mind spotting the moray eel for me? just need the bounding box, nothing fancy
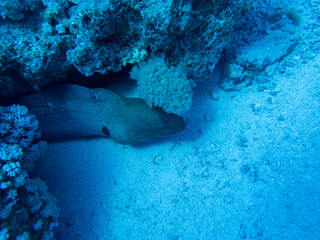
[15,84,186,145]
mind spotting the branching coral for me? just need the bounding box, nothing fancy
[0,105,59,240]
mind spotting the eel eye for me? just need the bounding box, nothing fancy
[102,126,110,137]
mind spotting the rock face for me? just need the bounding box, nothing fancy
[0,0,250,98]
[221,1,301,91]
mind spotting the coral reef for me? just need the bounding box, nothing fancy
[0,105,59,240]
[0,0,250,98]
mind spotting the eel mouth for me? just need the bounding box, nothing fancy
[129,120,186,145]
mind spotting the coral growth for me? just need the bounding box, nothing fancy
[130,57,193,115]
[0,105,59,240]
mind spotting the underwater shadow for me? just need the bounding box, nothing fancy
[176,62,224,143]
